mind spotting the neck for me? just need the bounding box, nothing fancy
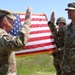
[0,25,8,32]
[3,27,8,32]
[71,19,75,25]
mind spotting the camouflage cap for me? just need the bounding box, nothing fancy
[65,2,75,10]
[0,9,16,20]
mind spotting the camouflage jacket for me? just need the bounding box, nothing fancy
[48,21,66,49]
[62,23,75,72]
[48,21,66,61]
[0,21,30,75]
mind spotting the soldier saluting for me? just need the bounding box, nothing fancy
[0,7,32,75]
[48,12,66,75]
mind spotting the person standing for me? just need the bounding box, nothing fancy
[61,2,75,75]
[0,7,32,75]
[48,12,66,75]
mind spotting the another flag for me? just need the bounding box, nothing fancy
[9,13,56,56]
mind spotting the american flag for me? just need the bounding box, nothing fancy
[9,13,56,56]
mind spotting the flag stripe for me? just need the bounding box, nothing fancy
[29,33,52,38]
[25,39,54,46]
[21,18,47,22]
[30,24,48,28]
[28,36,54,42]
[30,30,51,34]
[30,27,51,32]
[20,14,46,18]
[24,42,55,49]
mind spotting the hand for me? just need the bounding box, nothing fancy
[25,7,32,25]
[25,7,32,20]
[54,47,58,53]
[50,12,55,23]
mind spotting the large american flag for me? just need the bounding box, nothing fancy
[9,13,56,56]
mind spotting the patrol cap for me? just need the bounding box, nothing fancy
[65,2,75,10]
[0,9,16,20]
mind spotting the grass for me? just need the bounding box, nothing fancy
[16,54,56,75]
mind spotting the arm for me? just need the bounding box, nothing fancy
[48,12,57,37]
[55,28,65,48]
[48,12,58,54]
[0,7,32,52]
[48,21,57,36]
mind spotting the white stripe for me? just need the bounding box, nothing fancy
[15,44,56,53]
[21,21,47,25]
[21,22,24,25]
[30,27,50,32]
[20,15,46,19]
[32,15,46,19]
[31,21,47,24]
[29,33,52,38]
[26,39,54,46]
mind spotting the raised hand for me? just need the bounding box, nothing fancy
[50,12,55,23]
[25,7,32,25]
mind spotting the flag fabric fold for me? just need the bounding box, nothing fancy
[9,13,56,56]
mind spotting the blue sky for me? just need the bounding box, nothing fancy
[0,0,75,23]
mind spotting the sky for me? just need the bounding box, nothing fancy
[0,0,75,23]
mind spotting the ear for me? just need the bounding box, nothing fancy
[2,18,8,24]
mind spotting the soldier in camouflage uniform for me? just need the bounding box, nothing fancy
[61,2,75,75]
[48,12,66,75]
[0,7,32,75]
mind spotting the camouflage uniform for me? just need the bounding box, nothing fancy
[60,2,75,75]
[0,8,31,75]
[48,21,66,75]
[49,22,75,75]
[61,23,75,75]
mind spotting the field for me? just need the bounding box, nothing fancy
[16,54,56,75]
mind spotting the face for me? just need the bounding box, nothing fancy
[3,17,14,32]
[67,10,75,19]
[58,22,65,28]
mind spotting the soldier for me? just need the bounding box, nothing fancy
[48,12,66,75]
[61,2,75,75]
[0,7,32,75]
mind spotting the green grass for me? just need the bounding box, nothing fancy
[16,54,56,75]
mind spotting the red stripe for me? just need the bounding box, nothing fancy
[24,42,55,49]
[20,18,25,21]
[28,36,53,42]
[32,18,46,21]
[30,30,51,34]
[32,14,45,16]
[21,18,47,22]
[30,24,48,28]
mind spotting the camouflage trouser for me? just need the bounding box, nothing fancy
[53,57,62,75]
[61,62,75,75]
[61,71,75,75]
[52,50,63,75]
